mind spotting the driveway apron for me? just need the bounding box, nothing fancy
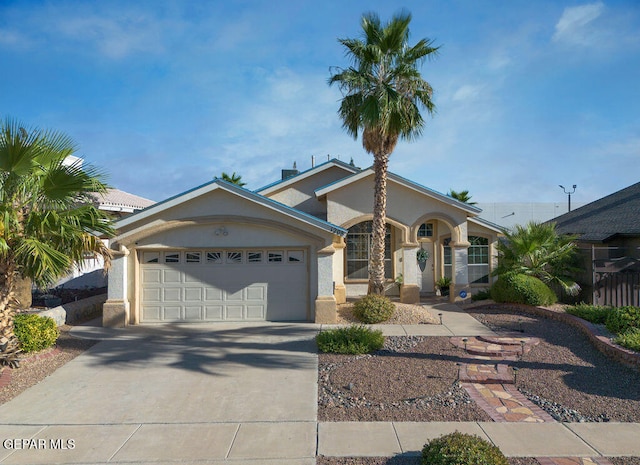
[0,322,319,464]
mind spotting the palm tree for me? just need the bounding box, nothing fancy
[448,189,477,205]
[0,118,115,364]
[329,11,439,294]
[493,221,581,296]
[220,172,246,187]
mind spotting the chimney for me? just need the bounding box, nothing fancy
[281,161,299,180]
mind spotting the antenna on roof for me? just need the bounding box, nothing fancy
[311,155,315,168]
[293,161,297,170]
[327,154,330,161]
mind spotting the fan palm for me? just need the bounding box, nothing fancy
[493,221,580,296]
[220,172,246,187]
[449,189,477,205]
[329,11,439,294]
[0,118,115,363]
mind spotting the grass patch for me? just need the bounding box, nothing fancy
[316,325,384,354]
[566,303,611,325]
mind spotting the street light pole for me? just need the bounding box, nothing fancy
[559,184,577,212]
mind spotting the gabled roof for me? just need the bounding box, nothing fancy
[255,158,360,195]
[115,178,347,237]
[314,168,483,215]
[553,181,640,242]
[92,188,155,213]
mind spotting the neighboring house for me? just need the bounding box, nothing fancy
[552,181,640,306]
[56,188,155,289]
[103,159,502,327]
[477,202,586,230]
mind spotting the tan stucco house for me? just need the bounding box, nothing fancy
[104,159,501,327]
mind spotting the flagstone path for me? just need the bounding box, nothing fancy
[450,335,616,465]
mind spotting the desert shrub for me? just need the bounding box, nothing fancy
[490,273,557,306]
[614,328,640,352]
[566,303,612,325]
[352,294,395,324]
[472,289,492,301]
[14,313,59,353]
[606,306,640,335]
[421,431,508,465]
[316,325,384,354]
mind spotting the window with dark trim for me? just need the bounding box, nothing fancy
[345,221,392,280]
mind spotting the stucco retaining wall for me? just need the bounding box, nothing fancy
[471,302,640,371]
[61,294,107,325]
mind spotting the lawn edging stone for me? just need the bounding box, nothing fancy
[471,303,640,371]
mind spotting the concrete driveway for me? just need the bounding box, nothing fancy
[0,323,319,464]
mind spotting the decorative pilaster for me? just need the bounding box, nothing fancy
[103,245,129,328]
[450,240,471,303]
[400,243,420,304]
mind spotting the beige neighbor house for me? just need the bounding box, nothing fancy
[103,159,501,327]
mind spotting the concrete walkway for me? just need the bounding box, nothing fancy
[1,302,639,463]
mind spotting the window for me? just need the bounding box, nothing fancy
[443,238,452,280]
[468,236,489,284]
[287,250,304,263]
[164,252,180,263]
[418,223,434,238]
[226,251,243,264]
[345,221,392,280]
[186,252,201,263]
[248,251,263,263]
[143,252,159,263]
[206,251,222,264]
[268,251,283,262]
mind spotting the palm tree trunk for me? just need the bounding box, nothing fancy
[0,261,21,365]
[368,152,389,295]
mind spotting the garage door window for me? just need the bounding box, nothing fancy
[165,252,180,263]
[226,251,243,263]
[143,252,160,263]
[268,251,283,262]
[287,250,304,263]
[186,252,201,263]
[248,251,263,263]
[206,251,222,264]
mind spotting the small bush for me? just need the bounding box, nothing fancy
[614,328,640,352]
[566,303,612,324]
[491,273,557,306]
[472,289,492,301]
[316,325,384,354]
[421,431,508,465]
[606,306,640,335]
[14,313,59,353]
[352,294,395,324]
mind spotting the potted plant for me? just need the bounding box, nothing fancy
[436,276,451,296]
[416,248,429,272]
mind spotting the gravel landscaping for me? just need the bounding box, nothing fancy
[0,327,97,406]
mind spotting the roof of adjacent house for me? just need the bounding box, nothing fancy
[255,158,360,195]
[92,188,156,213]
[552,181,640,242]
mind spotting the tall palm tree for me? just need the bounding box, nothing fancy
[220,172,246,187]
[448,189,477,205]
[329,11,439,294]
[493,221,581,296]
[0,118,115,364]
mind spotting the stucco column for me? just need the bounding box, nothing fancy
[315,244,338,324]
[400,243,420,304]
[450,240,471,303]
[103,245,130,328]
[332,236,347,304]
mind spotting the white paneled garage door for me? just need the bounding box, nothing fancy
[140,249,308,322]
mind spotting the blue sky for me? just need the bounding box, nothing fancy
[1,1,639,205]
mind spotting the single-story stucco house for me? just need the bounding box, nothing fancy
[103,159,501,327]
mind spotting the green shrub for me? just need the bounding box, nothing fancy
[566,303,612,324]
[472,289,492,301]
[606,306,640,335]
[421,431,508,465]
[316,325,384,354]
[14,313,59,353]
[352,294,395,324]
[614,328,640,352]
[490,273,557,306]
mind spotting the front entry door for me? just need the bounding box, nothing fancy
[419,242,435,293]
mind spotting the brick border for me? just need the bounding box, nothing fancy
[0,346,61,389]
[472,303,640,370]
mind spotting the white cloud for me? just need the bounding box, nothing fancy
[553,2,604,45]
[452,84,483,102]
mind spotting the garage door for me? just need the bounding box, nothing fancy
[140,249,308,322]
